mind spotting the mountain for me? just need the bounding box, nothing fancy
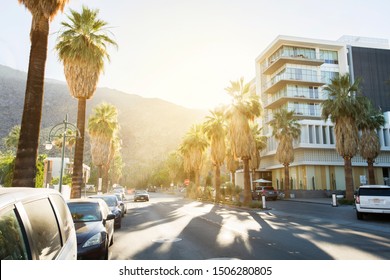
[0,64,208,172]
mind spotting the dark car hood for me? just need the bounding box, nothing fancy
[75,221,103,244]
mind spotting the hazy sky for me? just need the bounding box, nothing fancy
[1,0,390,110]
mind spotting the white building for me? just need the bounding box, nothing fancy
[253,35,390,193]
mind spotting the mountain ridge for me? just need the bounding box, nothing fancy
[0,64,208,173]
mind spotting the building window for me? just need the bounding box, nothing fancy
[315,126,321,144]
[320,50,338,64]
[329,126,335,144]
[321,71,339,84]
[322,126,328,144]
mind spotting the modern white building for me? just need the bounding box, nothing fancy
[254,35,390,194]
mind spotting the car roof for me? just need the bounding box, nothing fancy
[0,187,61,209]
[67,198,103,204]
[359,185,390,189]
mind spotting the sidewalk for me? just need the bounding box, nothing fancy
[283,197,333,205]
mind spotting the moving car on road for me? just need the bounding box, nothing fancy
[67,198,115,260]
[134,190,150,202]
[355,185,390,220]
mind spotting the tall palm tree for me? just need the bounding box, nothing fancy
[179,124,208,198]
[322,73,362,200]
[269,108,301,194]
[225,77,261,205]
[249,123,267,190]
[55,6,117,198]
[88,103,119,193]
[12,0,69,188]
[358,97,385,184]
[203,108,227,202]
[226,146,239,188]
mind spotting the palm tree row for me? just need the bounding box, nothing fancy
[12,2,117,199]
[179,78,264,206]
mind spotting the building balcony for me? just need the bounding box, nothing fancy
[262,55,324,75]
[263,74,326,93]
[264,92,327,109]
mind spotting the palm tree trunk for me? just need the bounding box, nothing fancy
[214,164,221,202]
[284,163,290,197]
[12,15,49,188]
[243,157,251,206]
[367,159,376,185]
[195,170,200,198]
[103,164,109,193]
[344,156,354,201]
[71,98,86,198]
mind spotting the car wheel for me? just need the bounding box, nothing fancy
[356,211,363,220]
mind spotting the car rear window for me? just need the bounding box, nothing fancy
[68,203,102,222]
[0,208,29,260]
[359,188,390,196]
[23,198,62,260]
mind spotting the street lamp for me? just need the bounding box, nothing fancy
[45,114,79,194]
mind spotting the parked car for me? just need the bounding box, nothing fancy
[89,194,122,228]
[252,186,278,201]
[67,198,115,260]
[0,187,77,260]
[112,186,126,201]
[355,185,390,220]
[113,193,127,216]
[134,190,150,202]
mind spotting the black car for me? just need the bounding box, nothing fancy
[67,198,115,260]
[89,194,122,228]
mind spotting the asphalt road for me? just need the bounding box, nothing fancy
[109,192,390,260]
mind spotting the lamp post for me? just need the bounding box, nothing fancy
[45,114,79,194]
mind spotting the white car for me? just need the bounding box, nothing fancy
[0,187,77,260]
[355,185,390,220]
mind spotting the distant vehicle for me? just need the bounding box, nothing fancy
[0,187,77,260]
[134,190,150,202]
[355,185,390,220]
[252,186,278,201]
[89,194,122,228]
[113,193,127,216]
[67,198,115,260]
[112,186,126,200]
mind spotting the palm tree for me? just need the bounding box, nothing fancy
[55,6,117,198]
[358,97,385,184]
[203,108,227,202]
[322,73,362,200]
[269,108,301,195]
[225,77,261,205]
[88,103,119,193]
[179,124,208,198]
[249,123,267,190]
[12,0,69,188]
[3,125,21,152]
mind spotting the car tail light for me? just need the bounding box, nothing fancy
[355,195,360,204]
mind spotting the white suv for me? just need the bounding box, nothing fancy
[0,187,77,260]
[355,185,390,220]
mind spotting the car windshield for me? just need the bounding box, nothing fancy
[67,203,102,222]
[95,196,117,207]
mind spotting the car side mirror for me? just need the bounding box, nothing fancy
[106,213,115,221]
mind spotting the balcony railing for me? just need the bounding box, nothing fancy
[262,54,324,75]
[263,72,325,93]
